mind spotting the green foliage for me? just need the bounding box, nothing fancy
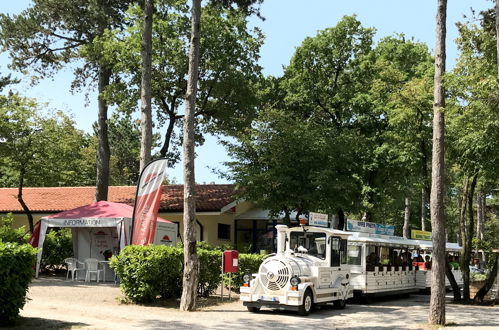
[0,213,28,244]
[98,1,264,162]
[0,242,37,325]
[197,249,222,297]
[0,93,94,187]
[226,17,435,229]
[40,229,73,271]
[225,253,265,292]
[110,245,183,303]
[110,244,261,303]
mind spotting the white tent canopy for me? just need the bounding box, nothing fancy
[31,201,177,279]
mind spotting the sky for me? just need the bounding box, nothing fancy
[0,0,493,184]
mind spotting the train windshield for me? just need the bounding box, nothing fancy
[289,231,327,260]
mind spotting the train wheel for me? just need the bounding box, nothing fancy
[298,290,313,316]
[333,298,346,309]
[247,306,260,313]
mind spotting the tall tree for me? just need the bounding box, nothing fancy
[0,94,89,232]
[180,0,202,312]
[139,0,154,171]
[0,0,133,201]
[100,1,263,165]
[428,0,447,325]
[446,5,499,301]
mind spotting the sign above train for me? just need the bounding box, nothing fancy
[346,219,395,236]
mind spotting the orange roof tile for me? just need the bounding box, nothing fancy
[0,185,236,213]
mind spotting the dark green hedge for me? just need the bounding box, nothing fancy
[110,245,183,303]
[0,242,37,325]
[225,253,266,292]
[110,245,265,303]
[41,228,73,270]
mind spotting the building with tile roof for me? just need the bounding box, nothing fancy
[0,185,278,253]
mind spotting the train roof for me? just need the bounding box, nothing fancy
[347,231,462,251]
[347,231,420,247]
[281,225,352,238]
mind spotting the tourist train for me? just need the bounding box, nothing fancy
[240,221,463,316]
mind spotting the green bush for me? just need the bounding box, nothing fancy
[0,242,37,325]
[110,245,183,303]
[0,213,28,244]
[111,245,226,303]
[198,249,222,297]
[41,228,73,270]
[225,253,266,292]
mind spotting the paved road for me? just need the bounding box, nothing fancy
[11,277,499,329]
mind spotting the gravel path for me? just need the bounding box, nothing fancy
[10,276,499,329]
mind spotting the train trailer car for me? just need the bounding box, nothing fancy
[347,232,421,298]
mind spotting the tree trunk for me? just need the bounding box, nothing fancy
[428,0,447,325]
[473,253,499,304]
[180,0,201,312]
[159,111,177,158]
[462,174,478,302]
[139,0,154,171]
[421,187,430,231]
[403,197,410,238]
[336,208,345,230]
[95,66,111,201]
[476,191,485,241]
[17,168,34,233]
[445,260,462,302]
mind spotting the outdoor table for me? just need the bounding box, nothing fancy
[99,260,110,282]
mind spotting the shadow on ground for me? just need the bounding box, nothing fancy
[3,317,87,330]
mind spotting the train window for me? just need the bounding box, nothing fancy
[366,245,379,271]
[289,231,327,260]
[347,245,362,265]
[330,236,341,267]
[340,239,347,264]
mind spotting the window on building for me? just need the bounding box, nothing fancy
[218,223,231,240]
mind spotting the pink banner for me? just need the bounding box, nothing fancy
[131,158,168,245]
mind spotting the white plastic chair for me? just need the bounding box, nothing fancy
[64,258,85,281]
[84,258,104,283]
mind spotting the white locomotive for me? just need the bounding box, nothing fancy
[240,224,353,316]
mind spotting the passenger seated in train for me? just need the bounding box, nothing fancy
[401,252,412,267]
[366,252,379,271]
[392,250,401,267]
[424,255,432,270]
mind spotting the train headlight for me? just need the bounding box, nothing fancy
[243,273,251,287]
[290,275,301,287]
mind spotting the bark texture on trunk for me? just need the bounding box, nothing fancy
[95,66,111,202]
[476,192,485,241]
[462,174,478,302]
[445,261,461,302]
[403,197,410,238]
[428,0,447,325]
[336,208,345,230]
[474,254,499,303]
[421,187,429,231]
[139,0,154,171]
[180,0,201,312]
[17,169,34,233]
[159,111,177,157]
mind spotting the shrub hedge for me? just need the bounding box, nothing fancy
[225,253,266,292]
[0,213,29,244]
[110,245,266,303]
[0,241,37,325]
[41,228,73,270]
[110,245,183,303]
